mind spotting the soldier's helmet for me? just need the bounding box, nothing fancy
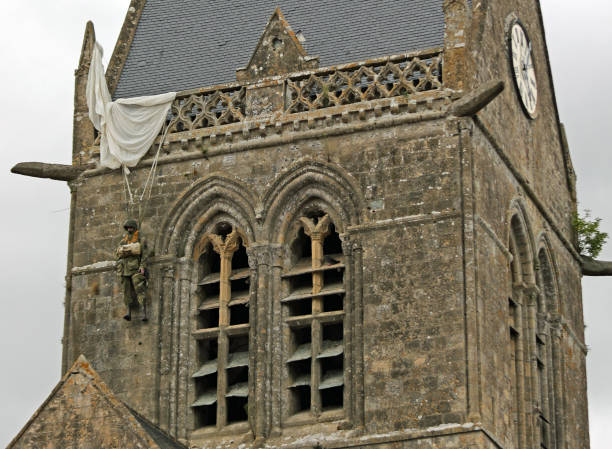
[123,219,138,230]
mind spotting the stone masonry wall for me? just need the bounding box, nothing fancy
[469,0,575,237]
[464,2,588,447]
[471,121,587,449]
[65,116,473,446]
[55,2,589,448]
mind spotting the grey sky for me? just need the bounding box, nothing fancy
[0,1,610,447]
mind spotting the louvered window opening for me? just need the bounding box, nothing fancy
[282,214,345,417]
[508,297,521,441]
[192,228,250,429]
[536,334,550,449]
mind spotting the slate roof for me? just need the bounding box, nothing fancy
[128,406,189,449]
[113,0,446,99]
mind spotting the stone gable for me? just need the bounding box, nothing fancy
[7,356,186,449]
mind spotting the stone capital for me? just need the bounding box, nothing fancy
[300,214,331,241]
[247,243,284,268]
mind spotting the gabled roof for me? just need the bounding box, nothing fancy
[8,355,187,449]
[113,0,446,99]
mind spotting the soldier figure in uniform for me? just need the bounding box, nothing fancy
[116,219,149,321]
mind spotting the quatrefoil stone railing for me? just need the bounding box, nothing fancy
[166,86,247,133]
[163,48,443,135]
[285,51,443,113]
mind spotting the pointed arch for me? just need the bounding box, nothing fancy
[535,233,560,315]
[506,197,537,449]
[507,198,536,285]
[156,173,259,258]
[262,159,365,242]
[533,232,561,449]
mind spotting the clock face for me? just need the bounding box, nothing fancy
[510,22,537,117]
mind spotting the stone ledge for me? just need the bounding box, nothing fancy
[71,256,177,276]
[194,423,500,449]
[80,103,454,180]
[348,210,460,234]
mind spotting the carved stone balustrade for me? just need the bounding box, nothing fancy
[164,48,442,135]
[82,48,445,168]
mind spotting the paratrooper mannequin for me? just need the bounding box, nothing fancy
[116,219,149,321]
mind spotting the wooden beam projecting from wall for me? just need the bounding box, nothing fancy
[11,162,84,181]
[451,79,505,117]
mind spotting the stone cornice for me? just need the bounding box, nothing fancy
[347,211,460,234]
[79,91,454,179]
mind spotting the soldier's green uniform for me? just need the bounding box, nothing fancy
[116,219,149,321]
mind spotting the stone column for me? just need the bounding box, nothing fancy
[302,215,331,416]
[341,236,361,429]
[73,21,96,166]
[513,284,527,449]
[525,287,539,449]
[157,262,176,433]
[247,243,282,441]
[209,231,240,428]
[442,0,470,91]
[263,243,286,438]
[62,181,78,374]
[176,257,194,439]
[550,315,565,449]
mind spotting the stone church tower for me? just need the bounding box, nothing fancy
[12,1,590,448]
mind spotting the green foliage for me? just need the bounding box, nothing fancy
[573,210,608,258]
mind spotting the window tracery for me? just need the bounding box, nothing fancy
[508,215,530,449]
[191,224,251,430]
[281,213,346,420]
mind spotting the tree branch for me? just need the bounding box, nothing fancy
[581,257,612,276]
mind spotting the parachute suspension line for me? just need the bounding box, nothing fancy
[119,121,171,225]
[137,121,171,225]
[122,165,138,220]
[123,165,135,205]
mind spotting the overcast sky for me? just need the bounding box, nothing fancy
[0,1,610,447]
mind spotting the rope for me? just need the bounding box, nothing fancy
[118,122,170,225]
[123,165,135,205]
[140,121,170,204]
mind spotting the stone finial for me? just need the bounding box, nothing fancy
[76,21,96,76]
[442,0,470,90]
[73,21,97,165]
[236,8,319,82]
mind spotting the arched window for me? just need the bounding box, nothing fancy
[281,212,346,420]
[508,230,523,448]
[535,247,559,449]
[507,213,534,449]
[191,223,251,430]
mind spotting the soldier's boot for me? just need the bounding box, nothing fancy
[140,298,148,322]
[133,273,148,322]
[123,306,132,321]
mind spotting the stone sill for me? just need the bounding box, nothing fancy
[188,422,498,449]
